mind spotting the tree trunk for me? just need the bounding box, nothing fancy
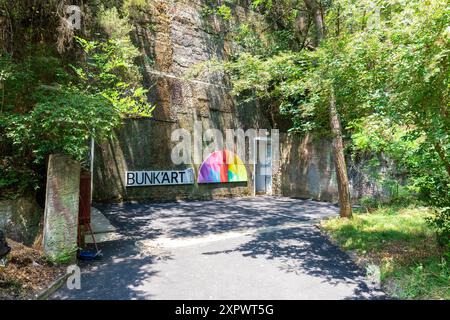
[303,0,325,46]
[304,0,353,218]
[329,89,353,218]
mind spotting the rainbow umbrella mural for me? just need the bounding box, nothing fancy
[198,150,247,184]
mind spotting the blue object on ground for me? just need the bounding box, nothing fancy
[78,250,102,261]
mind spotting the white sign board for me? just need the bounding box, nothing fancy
[126,168,195,187]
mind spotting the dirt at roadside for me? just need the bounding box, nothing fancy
[0,239,66,300]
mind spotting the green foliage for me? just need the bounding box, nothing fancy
[329,0,450,241]
[0,0,63,55]
[226,0,449,238]
[0,39,148,197]
[0,157,39,199]
[232,23,267,55]
[0,50,67,113]
[49,246,78,265]
[97,5,134,40]
[322,206,449,299]
[225,51,329,133]
[0,2,154,199]
[391,258,449,300]
[0,49,69,198]
[322,206,435,253]
[201,1,233,22]
[217,4,232,21]
[73,3,154,118]
[249,0,310,51]
[5,87,121,164]
[427,208,450,249]
[123,0,148,21]
[72,37,154,118]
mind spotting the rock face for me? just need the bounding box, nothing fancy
[43,154,81,262]
[93,1,269,202]
[93,0,393,203]
[0,196,42,246]
[273,134,393,203]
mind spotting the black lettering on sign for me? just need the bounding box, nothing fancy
[162,172,170,184]
[179,171,185,183]
[127,172,135,186]
[144,172,152,184]
[153,172,161,184]
[171,172,178,183]
[126,169,194,186]
[135,172,144,185]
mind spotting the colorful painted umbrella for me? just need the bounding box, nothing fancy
[198,150,247,184]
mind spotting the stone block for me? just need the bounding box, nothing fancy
[43,154,81,262]
[0,196,42,246]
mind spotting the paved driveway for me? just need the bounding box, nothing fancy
[52,196,385,300]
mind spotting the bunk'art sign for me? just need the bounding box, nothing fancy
[126,168,195,187]
[125,150,248,187]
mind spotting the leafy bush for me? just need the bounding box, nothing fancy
[392,258,450,300]
[427,208,450,249]
[217,4,232,21]
[322,206,448,299]
[0,157,39,199]
[123,0,150,22]
[72,36,154,118]
[97,5,134,40]
[4,87,121,165]
[224,0,449,244]
[0,2,155,199]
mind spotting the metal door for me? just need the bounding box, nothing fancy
[254,138,272,195]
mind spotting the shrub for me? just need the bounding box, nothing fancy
[427,208,450,249]
[5,87,121,165]
[72,37,154,118]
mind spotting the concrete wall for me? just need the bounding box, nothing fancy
[93,119,254,202]
[94,127,390,203]
[273,134,389,203]
[93,0,390,203]
[93,0,269,202]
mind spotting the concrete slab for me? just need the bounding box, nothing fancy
[85,207,118,244]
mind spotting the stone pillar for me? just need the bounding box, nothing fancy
[43,154,81,262]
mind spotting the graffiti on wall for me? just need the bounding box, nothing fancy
[198,150,247,184]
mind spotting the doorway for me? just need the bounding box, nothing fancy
[254,137,272,195]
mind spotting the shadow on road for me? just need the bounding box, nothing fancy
[202,225,385,299]
[54,197,385,299]
[96,196,339,240]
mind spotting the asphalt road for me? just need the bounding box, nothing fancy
[52,196,385,300]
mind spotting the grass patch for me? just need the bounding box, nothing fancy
[321,206,450,300]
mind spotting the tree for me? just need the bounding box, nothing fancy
[304,0,352,218]
[224,0,354,217]
[328,88,352,217]
[0,1,154,199]
[222,0,449,219]
[303,0,325,45]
